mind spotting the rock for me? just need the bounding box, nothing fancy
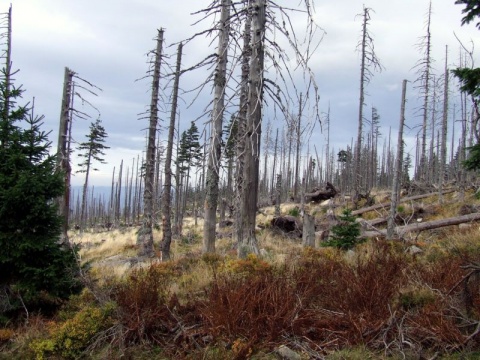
[274,345,302,360]
[459,223,472,230]
[406,245,423,255]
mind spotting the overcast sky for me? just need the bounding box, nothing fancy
[5,0,480,186]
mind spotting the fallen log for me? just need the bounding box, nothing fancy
[352,189,456,216]
[361,212,480,238]
[305,182,338,203]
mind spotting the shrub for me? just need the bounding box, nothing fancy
[288,206,300,217]
[30,302,115,359]
[113,263,178,344]
[322,209,363,250]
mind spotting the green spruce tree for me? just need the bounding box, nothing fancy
[0,67,80,314]
[176,121,202,220]
[76,118,109,230]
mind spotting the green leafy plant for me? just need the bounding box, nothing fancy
[322,209,363,250]
[288,207,300,217]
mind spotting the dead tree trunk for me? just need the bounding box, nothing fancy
[302,213,315,247]
[354,6,382,202]
[364,212,480,239]
[294,93,303,201]
[417,1,433,182]
[439,46,449,203]
[56,67,74,244]
[203,0,231,253]
[238,0,265,258]
[137,29,164,257]
[234,4,252,249]
[387,80,407,240]
[160,42,182,261]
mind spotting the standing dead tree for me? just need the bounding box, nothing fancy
[354,6,383,204]
[137,29,164,257]
[56,67,101,241]
[160,42,183,261]
[203,0,231,254]
[413,1,434,182]
[387,80,407,240]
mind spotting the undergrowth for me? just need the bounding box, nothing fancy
[4,194,480,358]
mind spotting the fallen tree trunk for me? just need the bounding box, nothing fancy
[361,212,480,238]
[352,189,456,216]
[305,182,338,203]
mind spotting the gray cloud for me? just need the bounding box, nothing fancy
[5,0,480,185]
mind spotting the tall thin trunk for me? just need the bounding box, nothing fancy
[160,42,182,261]
[238,0,266,258]
[235,5,252,246]
[116,160,123,224]
[354,7,368,200]
[294,94,303,200]
[419,1,433,181]
[439,46,449,203]
[137,29,164,257]
[80,148,93,231]
[203,0,231,253]
[387,80,407,240]
[270,128,279,196]
[56,67,74,244]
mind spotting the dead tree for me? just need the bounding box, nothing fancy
[304,182,338,203]
[354,6,383,201]
[56,67,74,244]
[137,29,164,257]
[203,0,231,254]
[414,1,434,181]
[237,0,266,257]
[160,42,182,261]
[387,80,407,240]
[439,46,449,203]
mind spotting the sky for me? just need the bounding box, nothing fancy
[4,0,480,186]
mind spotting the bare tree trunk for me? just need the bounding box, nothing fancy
[302,213,315,247]
[354,8,368,201]
[275,174,282,217]
[294,94,303,201]
[56,67,74,244]
[387,80,407,240]
[270,128,279,196]
[234,4,252,247]
[116,160,124,225]
[109,166,115,225]
[79,148,93,231]
[160,42,182,261]
[203,0,231,253]
[238,0,265,258]
[439,46,449,203]
[137,29,164,257]
[418,1,433,182]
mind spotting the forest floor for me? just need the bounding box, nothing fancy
[3,188,480,359]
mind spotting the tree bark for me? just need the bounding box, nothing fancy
[160,42,182,261]
[363,212,480,238]
[238,0,266,258]
[439,46,449,203]
[302,213,316,247]
[234,1,252,251]
[56,67,74,245]
[387,80,407,240]
[137,29,164,257]
[203,0,231,253]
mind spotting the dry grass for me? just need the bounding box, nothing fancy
[14,189,478,359]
